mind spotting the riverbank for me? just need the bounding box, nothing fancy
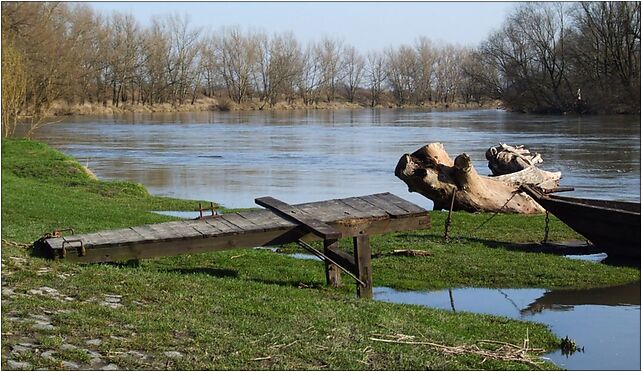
[2,139,639,370]
[45,97,499,117]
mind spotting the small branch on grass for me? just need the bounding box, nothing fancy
[369,333,546,369]
[372,249,432,258]
[251,356,272,361]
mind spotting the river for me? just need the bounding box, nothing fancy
[33,109,641,210]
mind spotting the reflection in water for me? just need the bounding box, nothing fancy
[32,109,640,209]
[521,281,640,315]
[375,282,640,371]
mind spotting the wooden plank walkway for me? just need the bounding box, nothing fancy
[37,193,431,298]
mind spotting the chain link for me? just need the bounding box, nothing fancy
[542,210,550,244]
[1,239,32,249]
[447,190,519,242]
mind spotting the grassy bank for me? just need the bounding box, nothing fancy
[2,139,638,370]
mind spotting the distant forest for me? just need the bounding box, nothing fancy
[1,2,640,136]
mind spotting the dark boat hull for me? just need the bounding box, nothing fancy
[522,186,641,259]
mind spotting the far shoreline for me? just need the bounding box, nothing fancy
[45,97,502,118]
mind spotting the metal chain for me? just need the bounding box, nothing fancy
[542,211,550,244]
[1,239,32,249]
[446,191,519,242]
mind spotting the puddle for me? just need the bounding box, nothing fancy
[564,253,609,262]
[374,282,640,370]
[289,253,322,261]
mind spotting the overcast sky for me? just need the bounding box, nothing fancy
[88,2,514,51]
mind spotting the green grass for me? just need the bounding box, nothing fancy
[1,139,639,370]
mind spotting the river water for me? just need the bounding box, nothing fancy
[33,109,640,210]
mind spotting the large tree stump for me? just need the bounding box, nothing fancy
[395,143,560,214]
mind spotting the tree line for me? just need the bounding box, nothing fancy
[1,2,639,136]
[472,2,640,114]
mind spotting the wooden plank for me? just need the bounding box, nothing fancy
[73,232,110,247]
[204,217,243,234]
[353,235,373,299]
[129,226,158,241]
[295,199,361,222]
[96,228,147,245]
[376,192,427,215]
[220,213,258,231]
[143,224,184,240]
[323,240,341,287]
[183,219,223,237]
[337,197,389,219]
[324,245,356,275]
[359,194,409,218]
[43,213,430,264]
[161,221,205,238]
[256,196,341,240]
[237,210,294,229]
[43,237,65,250]
[309,199,365,221]
[41,194,431,263]
[295,203,341,223]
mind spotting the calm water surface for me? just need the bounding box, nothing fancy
[33,109,641,210]
[375,282,641,371]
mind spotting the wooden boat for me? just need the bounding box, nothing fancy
[521,185,641,259]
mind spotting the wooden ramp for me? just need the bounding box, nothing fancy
[36,193,431,298]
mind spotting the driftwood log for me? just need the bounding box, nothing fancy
[395,143,561,214]
[486,143,542,175]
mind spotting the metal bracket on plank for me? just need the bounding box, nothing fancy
[41,227,75,239]
[60,239,86,258]
[38,228,86,259]
[195,202,219,219]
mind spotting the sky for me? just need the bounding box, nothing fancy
[88,2,515,51]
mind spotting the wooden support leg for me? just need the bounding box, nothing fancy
[324,239,341,287]
[353,235,373,299]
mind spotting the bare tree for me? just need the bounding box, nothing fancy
[341,45,365,103]
[385,45,418,106]
[366,51,387,107]
[414,37,436,104]
[298,41,325,105]
[569,2,641,111]
[318,37,344,102]
[254,31,302,108]
[1,41,27,137]
[214,27,257,104]
[433,44,466,103]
